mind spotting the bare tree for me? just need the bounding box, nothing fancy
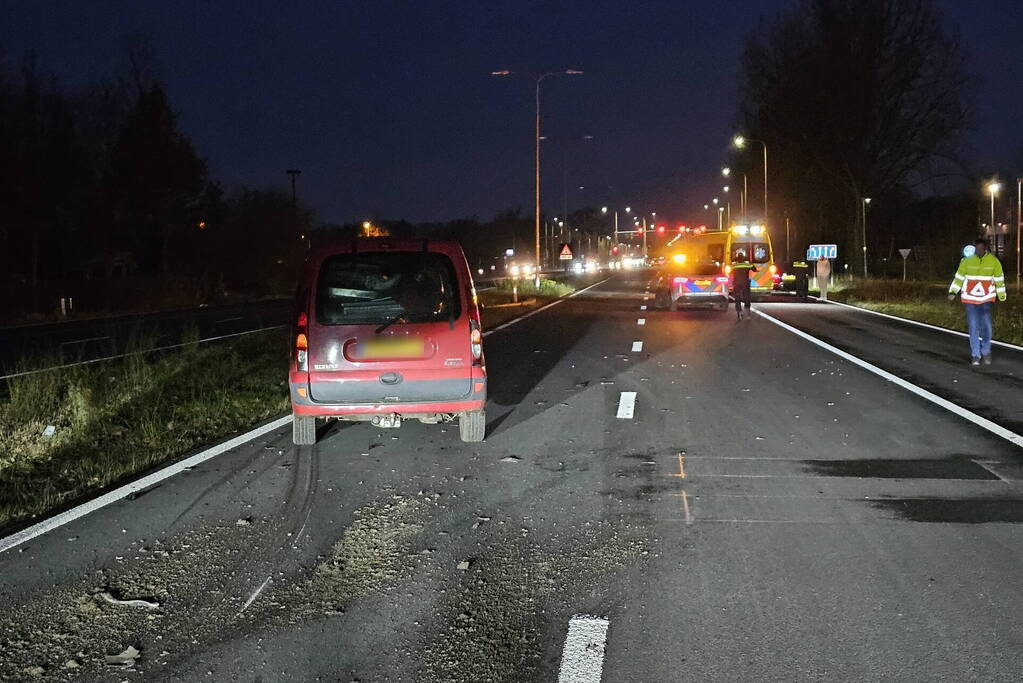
[739,0,971,270]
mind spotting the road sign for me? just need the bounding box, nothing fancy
[807,244,837,261]
[899,248,911,281]
[559,243,573,261]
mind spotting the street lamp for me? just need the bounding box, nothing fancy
[987,181,1001,239]
[717,206,724,231]
[734,135,768,220]
[722,167,731,178]
[862,197,872,278]
[492,68,584,279]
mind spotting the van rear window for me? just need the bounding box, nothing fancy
[315,252,461,325]
[732,242,771,263]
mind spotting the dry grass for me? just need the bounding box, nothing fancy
[831,279,1023,346]
[0,328,290,530]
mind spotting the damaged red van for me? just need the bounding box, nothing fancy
[289,238,486,445]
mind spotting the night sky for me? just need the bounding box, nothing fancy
[3,1,1021,225]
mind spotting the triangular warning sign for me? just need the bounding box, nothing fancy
[970,282,988,297]
[560,244,572,257]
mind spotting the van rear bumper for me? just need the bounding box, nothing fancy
[290,374,486,416]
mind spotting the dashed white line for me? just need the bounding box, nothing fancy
[756,308,1023,449]
[631,341,643,352]
[616,392,637,419]
[557,615,610,683]
[637,318,646,325]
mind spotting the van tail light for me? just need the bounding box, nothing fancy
[724,265,732,275]
[769,264,778,274]
[296,312,309,372]
[470,320,483,361]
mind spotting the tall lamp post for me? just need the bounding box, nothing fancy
[861,197,871,278]
[987,181,1001,243]
[733,136,767,221]
[492,68,583,280]
[1017,178,1022,291]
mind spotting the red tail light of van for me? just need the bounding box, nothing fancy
[296,311,309,372]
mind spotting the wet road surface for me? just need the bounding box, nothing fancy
[2,273,1023,681]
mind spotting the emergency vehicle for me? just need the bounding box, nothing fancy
[650,224,781,309]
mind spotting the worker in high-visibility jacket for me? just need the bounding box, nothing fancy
[948,239,1007,365]
[731,259,758,320]
[791,260,810,300]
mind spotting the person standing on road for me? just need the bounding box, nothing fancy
[815,257,832,301]
[948,239,1007,365]
[731,257,757,320]
[791,259,810,301]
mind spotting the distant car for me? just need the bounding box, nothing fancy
[652,260,730,312]
[289,238,486,445]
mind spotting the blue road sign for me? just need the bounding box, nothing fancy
[807,244,837,260]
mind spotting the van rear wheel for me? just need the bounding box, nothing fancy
[459,410,486,442]
[293,415,316,446]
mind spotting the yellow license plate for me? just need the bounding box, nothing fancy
[359,337,425,359]
[694,280,712,286]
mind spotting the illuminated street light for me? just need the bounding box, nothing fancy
[987,181,1001,240]
[492,68,584,277]
[722,167,731,177]
[601,206,608,213]
[734,134,768,219]
[723,186,729,193]
[625,206,631,213]
[712,198,719,205]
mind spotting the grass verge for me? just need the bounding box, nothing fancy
[831,279,1023,346]
[0,278,582,532]
[0,328,290,530]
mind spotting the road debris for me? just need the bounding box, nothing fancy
[104,645,140,667]
[500,456,521,463]
[96,591,160,610]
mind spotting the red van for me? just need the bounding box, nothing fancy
[289,238,486,445]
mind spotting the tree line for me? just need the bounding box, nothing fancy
[734,0,1018,277]
[0,49,310,320]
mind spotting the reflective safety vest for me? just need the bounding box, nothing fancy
[949,254,1006,304]
[792,261,809,270]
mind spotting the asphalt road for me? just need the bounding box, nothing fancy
[2,272,1023,681]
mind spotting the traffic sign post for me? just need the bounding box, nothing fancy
[899,248,911,281]
[559,243,573,261]
[806,244,838,261]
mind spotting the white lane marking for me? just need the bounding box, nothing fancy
[239,575,272,615]
[0,415,294,554]
[811,297,1023,352]
[756,309,1023,449]
[631,341,643,352]
[557,615,610,683]
[482,277,612,337]
[640,305,647,310]
[637,318,646,325]
[616,392,637,419]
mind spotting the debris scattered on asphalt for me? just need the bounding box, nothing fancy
[235,517,252,526]
[500,456,521,463]
[41,425,56,437]
[456,559,474,571]
[97,591,160,610]
[104,645,140,667]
